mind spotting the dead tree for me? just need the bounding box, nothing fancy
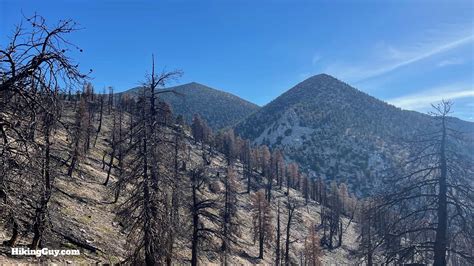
[103,112,118,186]
[108,86,114,114]
[284,197,297,265]
[0,14,87,246]
[357,199,376,266]
[115,56,181,265]
[251,190,273,259]
[164,118,186,266]
[304,222,323,266]
[220,167,240,264]
[67,97,88,177]
[275,200,282,266]
[258,145,272,201]
[241,140,253,193]
[321,181,343,250]
[31,94,60,248]
[93,92,105,147]
[371,100,473,265]
[189,167,220,266]
[286,163,299,195]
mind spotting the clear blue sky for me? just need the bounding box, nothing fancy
[1,0,473,120]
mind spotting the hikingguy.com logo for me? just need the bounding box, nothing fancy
[11,247,80,257]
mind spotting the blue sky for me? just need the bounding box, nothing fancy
[1,0,473,120]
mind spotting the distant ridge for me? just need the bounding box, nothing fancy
[122,82,260,130]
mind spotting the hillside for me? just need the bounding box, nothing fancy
[0,103,358,265]
[122,82,260,130]
[235,74,474,195]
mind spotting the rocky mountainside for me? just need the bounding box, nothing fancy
[122,82,260,130]
[234,74,474,195]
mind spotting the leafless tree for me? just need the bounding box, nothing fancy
[369,100,473,265]
[0,14,87,247]
[189,167,220,266]
[115,56,182,265]
[321,181,343,250]
[275,199,282,265]
[220,167,240,264]
[303,222,323,266]
[284,196,298,265]
[67,95,88,177]
[251,189,273,259]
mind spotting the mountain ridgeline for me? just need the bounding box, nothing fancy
[121,74,473,196]
[234,74,474,195]
[122,82,260,130]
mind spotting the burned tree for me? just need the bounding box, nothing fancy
[251,190,273,259]
[220,167,240,263]
[240,139,253,193]
[67,95,88,177]
[0,14,87,247]
[284,197,297,265]
[303,222,323,266]
[189,167,220,266]
[275,200,282,265]
[103,111,119,186]
[320,181,343,250]
[115,56,182,265]
[357,199,377,266]
[370,101,473,265]
[93,91,105,147]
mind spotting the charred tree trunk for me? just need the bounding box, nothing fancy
[276,200,281,266]
[104,117,117,186]
[258,213,264,259]
[191,180,199,266]
[68,129,80,177]
[285,202,295,266]
[94,95,104,147]
[246,165,251,193]
[31,113,54,249]
[3,218,19,247]
[433,116,448,266]
[166,126,182,266]
[142,135,156,266]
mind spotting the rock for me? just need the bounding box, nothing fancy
[209,180,223,193]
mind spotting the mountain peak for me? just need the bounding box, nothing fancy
[300,73,343,85]
[186,81,206,87]
[309,73,336,79]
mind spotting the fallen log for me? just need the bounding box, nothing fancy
[52,229,101,253]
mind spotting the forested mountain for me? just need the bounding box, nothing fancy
[122,82,260,130]
[1,14,472,266]
[235,74,474,195]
